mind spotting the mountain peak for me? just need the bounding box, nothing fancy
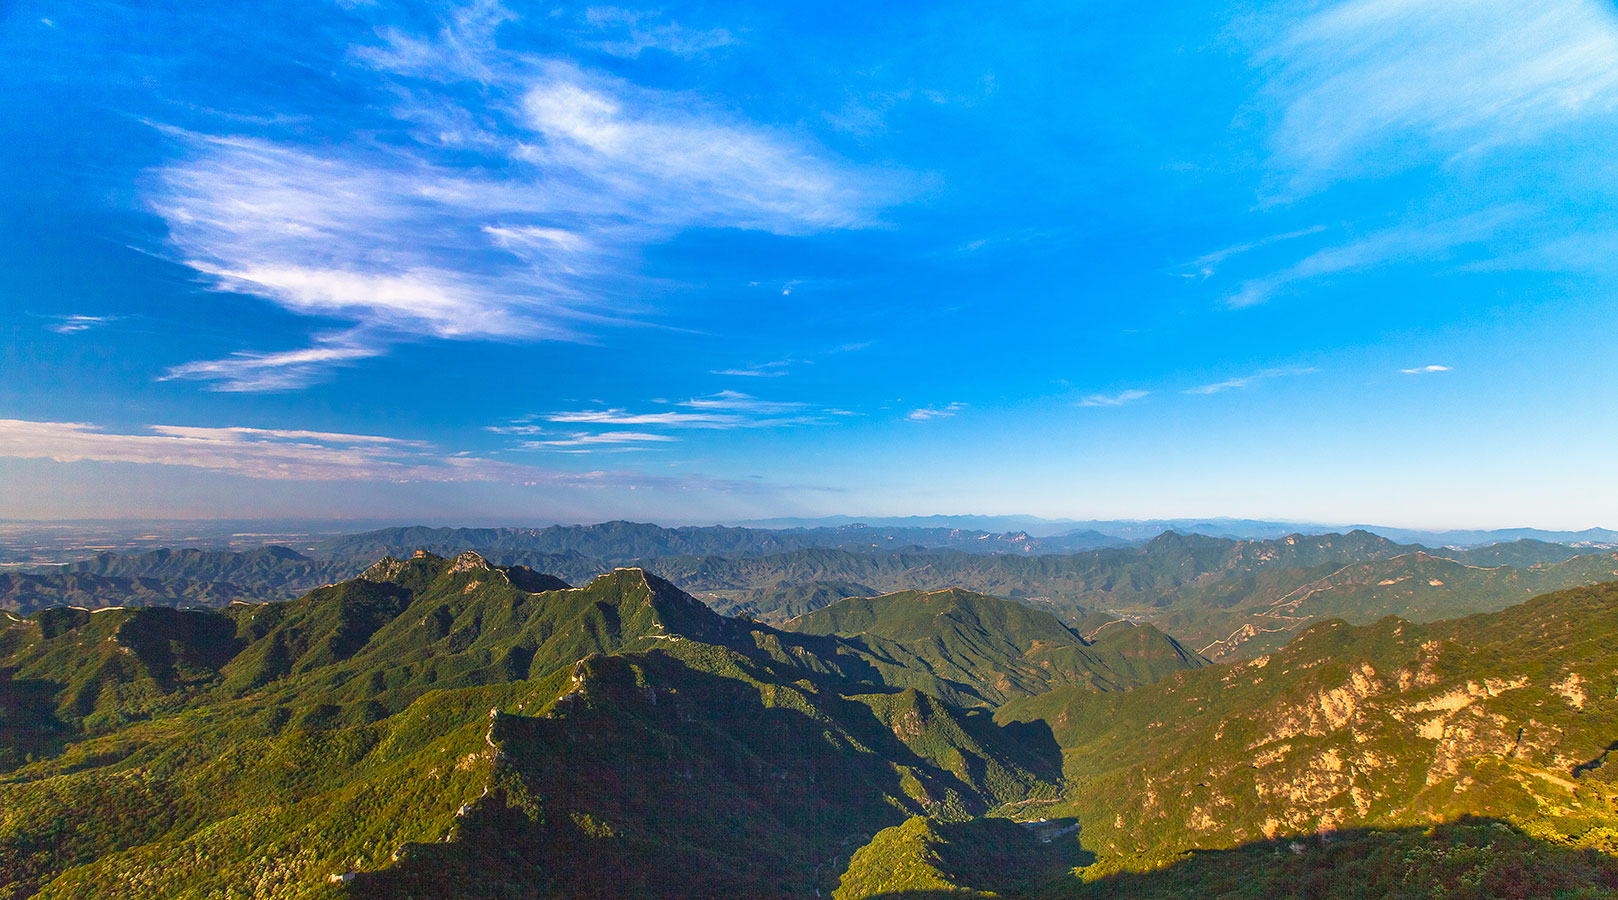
[449,551,491,574]
[361,555,409,582]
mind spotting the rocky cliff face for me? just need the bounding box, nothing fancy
[998,581,1618,858]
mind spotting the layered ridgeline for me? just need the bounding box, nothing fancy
[0,521,1123,613]
[0,571,264,615]
[11,530,1618,669]
[1151,547,1618,660]
[307,521,1127,563]
[675,532,1618,659]
[657,530,1424,611]
[2,550,1190,899]
[783,589,1204,706]
[6,547,354,613]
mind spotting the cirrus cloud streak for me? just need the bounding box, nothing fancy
[146,5,893,391]
[0,418,763,492]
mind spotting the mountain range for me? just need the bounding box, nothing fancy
[731,515,1618,547]
[3,551,1142,897]
[6,541,1618,897]
[11,528,1618,672]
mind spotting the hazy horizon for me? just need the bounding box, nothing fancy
[1,512,1613,536]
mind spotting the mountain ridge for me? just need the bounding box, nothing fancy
[782,587,1206,706]
[1,552,1103,898]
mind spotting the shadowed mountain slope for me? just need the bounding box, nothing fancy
[834,813,1077,899]
[1,554,1081,899]
[832,819,1618,899]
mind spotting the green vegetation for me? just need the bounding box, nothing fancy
[0,552,1081,898]
[1049,820,1618,900]
[1151,549,1618,659]
[848,819,1618,899]
[308,522,1124,567]
[835,814,1075,898]
[8,542,1618,899]
[14,531,1617,674]
[708,579,879,621]
[785,588,1204,705]
[998,581,1618,860]
[660,532,1618,651]
[0,571,264,614]
[4,546,356,611]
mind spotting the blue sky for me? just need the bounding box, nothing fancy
[2,0,1617,527]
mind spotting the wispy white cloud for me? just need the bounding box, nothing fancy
[1401,364,1451,374]
[1184,367,1315,395]
[145,5,890,390]
[515,431,679,452]
[546,409,748,428]
[710,361,791,377]
[1183,226,1326,279]
[0,418,511,482]
[1461,229,1618,275]
[145,425,431,447]
[159,330,384,392]
[353,0,518,84]
[1211,0,1618,312]
[581,7,736,58]
[517,64,875,233]
[46,315,115,335]
[906,402,965,422]
[0,417,771,491]
[1227,210,1515,307]
[1261,0,1618,179]
[1077,389,1150,408]
[679,390,805,414]
[533,391,819,432]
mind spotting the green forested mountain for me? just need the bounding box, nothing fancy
[706,579,879,621]
[836,817,1618,900]
[307,520,1125,568]
[58,545,346,586]
[833,813,1075,898]
[656,531,1416,609]
[828,581,1618,898]
[996,580,1618,864]
[7,551,1618,898]
[0,553,1091,899]
[13,531,1616,670]
[670,533,1618,655]
[0,571,262,614]
[1150,549,1618,659]
[784,588,1205,706]
[2,546,354,612]
[1441,538,1599,568]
